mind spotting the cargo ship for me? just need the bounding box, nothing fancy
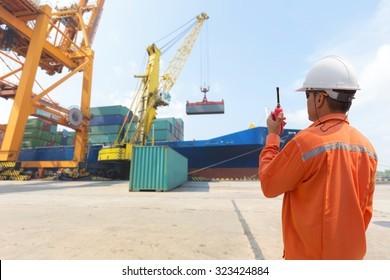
[17,125,299,180]
[155,126,299,179]
[4,105,299,180]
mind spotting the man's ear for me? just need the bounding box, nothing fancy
[315,93,327,108]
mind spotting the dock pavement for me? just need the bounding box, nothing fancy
[0,180,389,260]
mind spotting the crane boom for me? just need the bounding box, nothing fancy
[98,12,209,163]
[159,12,209,93]
[129,44,161,147]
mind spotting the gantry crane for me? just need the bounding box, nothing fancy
[0,0,104,174]
[98,12,209,165]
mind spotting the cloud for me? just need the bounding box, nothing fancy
[346,0,390,171]
[157,83,188,120]
[91,88,132,109]
[349,44,390,170]
[286,108,311,129]
[112,65,123,75]
[355,44,390,107]
[0,101,12,124]
[128,60,138,74]
[292,0,390,170]
[157,99,186,120]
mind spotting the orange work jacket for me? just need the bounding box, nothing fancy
[259,113,377,259]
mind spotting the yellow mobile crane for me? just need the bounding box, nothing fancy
[0,0,104,178]
[98,13,209,168]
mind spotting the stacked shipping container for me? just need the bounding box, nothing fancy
[1,106,184,149]
[1,122,73,149]
[89,105,130,144]
[89,106,184,144]
[147,117,184,142]
[59,129,75,146]
[22,118,74,148]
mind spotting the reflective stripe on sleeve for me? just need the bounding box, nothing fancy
[302,142,378,161]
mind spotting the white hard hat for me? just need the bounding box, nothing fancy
[296,55,360,99]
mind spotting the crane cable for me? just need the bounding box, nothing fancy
[156,17,196,44]
[115,52,148,145]
[155,17,199,54]
[159,23,196,54]
[115,14,197,145]
[188,133,296,175]
[188,147,262,175]
[0,51,58,106]
[200,21,210,91]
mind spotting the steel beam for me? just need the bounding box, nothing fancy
[0,5,51,161]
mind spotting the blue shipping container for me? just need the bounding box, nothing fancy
[90,115,126,126]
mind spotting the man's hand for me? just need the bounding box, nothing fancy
[267,112,285,135]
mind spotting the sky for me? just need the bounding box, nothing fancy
[1,0,390,171]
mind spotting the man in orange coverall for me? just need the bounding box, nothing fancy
[258,55,378,260]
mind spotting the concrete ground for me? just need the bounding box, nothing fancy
[0,180,389,260]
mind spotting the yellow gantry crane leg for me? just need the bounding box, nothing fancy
[0,0,105,177]
[74,53,94,162]
[0,5,52,162]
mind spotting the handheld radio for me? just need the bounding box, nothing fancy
[271,87,286,134]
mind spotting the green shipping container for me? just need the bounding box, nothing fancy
[25,118,44,129]
[152,118,183,131]
[153,118,175,130]
[89,133,119,144]
[50,124,58,134]
[54,134,62,143]
[41,130,51,141]
[147,129,174,142]
[90,105,129,117]
[22,138,45,148]
[129,146,188,192]
[89,125,123,134]
[175,118,184,128]
[24,128,43,138]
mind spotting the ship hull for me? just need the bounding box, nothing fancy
[18,127,299,180]
[155,127,299,180]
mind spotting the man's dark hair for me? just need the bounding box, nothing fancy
[327,90,356,113]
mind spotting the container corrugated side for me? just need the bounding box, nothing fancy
[147,129,174,142]
[129,146,188,192]
[25,118,44,129]
[153,118,174,130]
[90,125,122,134]
[90,105,129,117]
[22,138,45,148]
[89,133,119,144]
[24,128,43,138]
[89,115,126,126]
